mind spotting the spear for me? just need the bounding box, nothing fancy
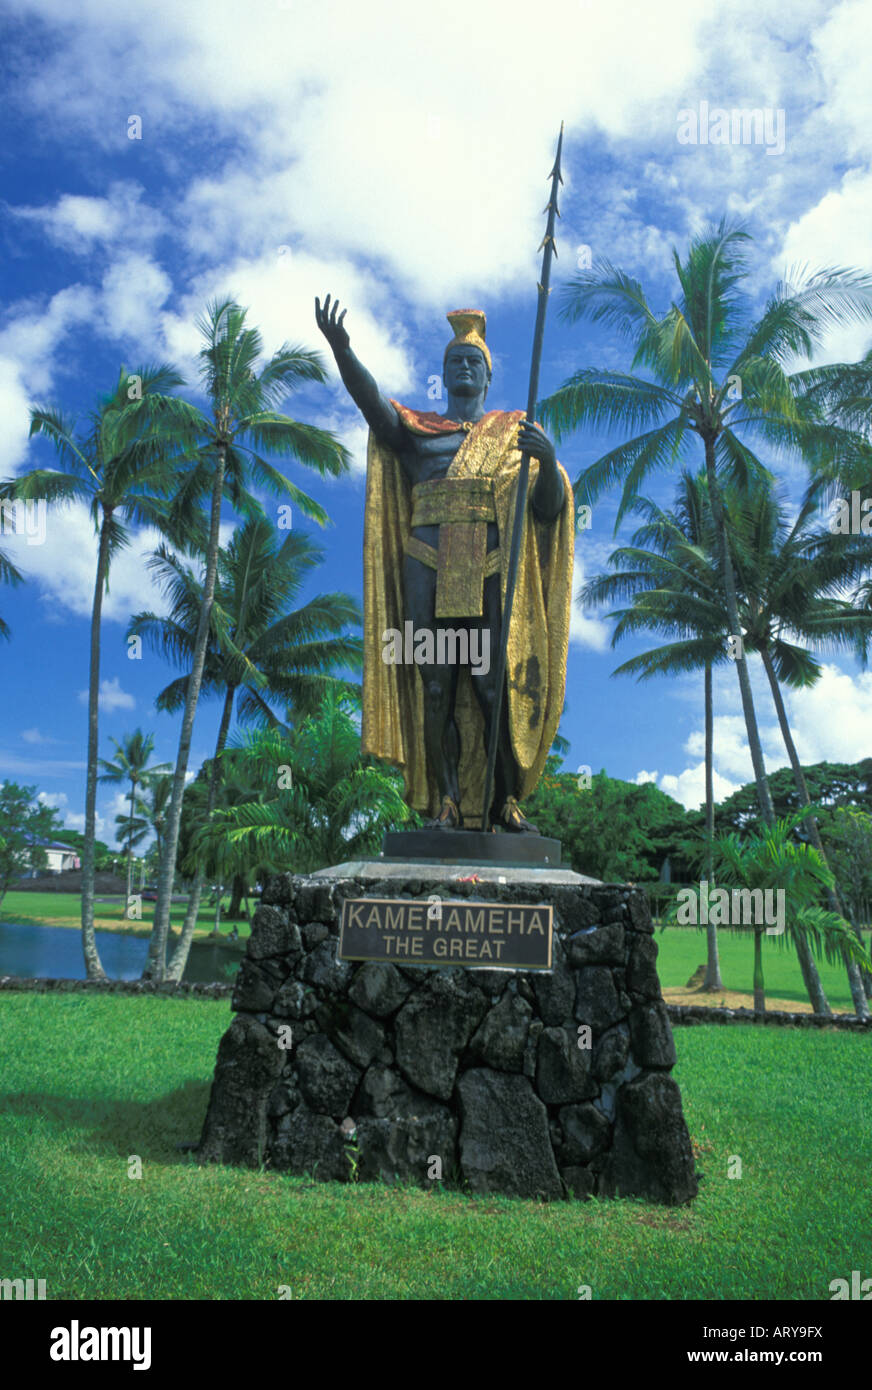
[481,121,565,831]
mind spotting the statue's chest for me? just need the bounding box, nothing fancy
[402,430,465,483]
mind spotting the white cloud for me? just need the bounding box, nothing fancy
[22,727,57,745]
[77,677,136,713]
[0,284,96,395]
[657,660,872,808]
[2,501,177,622]
[811,0,872,162]
[38,790,69,810]
[569,540,611,650]
[0,359,33,474]
[99,253,174,349]
[0,751,86,776]
[11,0,706,306]
[0,285,97,479]
[660,760,740,810]
[64,809,106,837]
[634,769,658,785]
[12,182,165,254]
[777,663,872,765]
[777,169,872,366]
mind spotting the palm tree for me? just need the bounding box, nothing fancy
[0,366,199,979]
[538,220,872,834]
[98,730,170,903]
[144,299,351,982]
[728,480,872,1015]
[580,470,728,989]
[590,472,872,1012]
[140,772,172,872]
[112,808,148,903]
[710,813,871,1012]
[196,690,412,879]
[0,537,24,639]
[129,513,361,980]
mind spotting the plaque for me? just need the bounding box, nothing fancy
[338,897,553,970]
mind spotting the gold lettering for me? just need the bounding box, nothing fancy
[394,935,410,955]
[365,906,382,930]
[493,940,505,959]
[449,938,463,957]
[433,937,448,957]
[489,908,504,935]
[346,901,367,929]
[507,909,524,935]
[407,904,424,930]
[383,936,396,955]
[466,908,485,934]
[478,939,492,959]
[444,907,463,931]
[384,904,406,931]
[527,910,546,935]
[411,935,423,955]
[465,938,478,957]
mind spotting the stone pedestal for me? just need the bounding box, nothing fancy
[198,862,698,1204]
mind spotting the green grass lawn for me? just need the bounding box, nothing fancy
[0,890,252,941]
[653,924,871,1013]
[0,992,869,1299]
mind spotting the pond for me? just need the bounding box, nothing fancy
[0,921,244,983]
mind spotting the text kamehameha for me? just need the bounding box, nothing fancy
[343,899,548,962]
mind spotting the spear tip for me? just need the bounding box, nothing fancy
[547,122,565,184]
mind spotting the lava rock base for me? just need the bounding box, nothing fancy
[198,870,698,1204]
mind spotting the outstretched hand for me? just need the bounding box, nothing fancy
[315,293,350,354]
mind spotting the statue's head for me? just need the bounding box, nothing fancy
[443,309,491,400]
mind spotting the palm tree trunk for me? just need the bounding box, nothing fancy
[80,515,111,981]
[702,660,723,989]
[227,875,245,920]
[145,450,226,981]
[759,648,865,1017]
[753,928,765,1012]
[166,683,235,982]
[125,779,134,906]
[703,439,775,825]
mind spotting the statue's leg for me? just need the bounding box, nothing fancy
[403,553,462,826]
[468,574,537,833]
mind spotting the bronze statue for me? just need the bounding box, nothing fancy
[316,296,574,833]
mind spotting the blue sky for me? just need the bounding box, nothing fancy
[1,0,872,845]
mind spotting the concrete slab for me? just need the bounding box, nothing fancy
[311,859,601,886]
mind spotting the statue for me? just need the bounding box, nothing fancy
[315,296,574,834]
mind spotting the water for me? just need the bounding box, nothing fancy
[0,921,244,983]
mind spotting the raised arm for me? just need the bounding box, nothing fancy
[315,295,405,452]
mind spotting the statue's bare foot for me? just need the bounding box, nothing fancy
[498,797,539,835]
[426,796,463,831]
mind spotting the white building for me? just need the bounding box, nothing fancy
[26,838,81,875]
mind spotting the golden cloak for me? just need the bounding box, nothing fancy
[362,405,574,829]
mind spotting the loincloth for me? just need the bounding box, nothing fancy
[404,477,499,617]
